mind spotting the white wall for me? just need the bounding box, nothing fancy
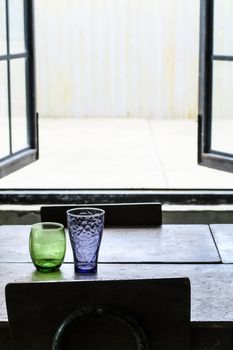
[35,0,200,119]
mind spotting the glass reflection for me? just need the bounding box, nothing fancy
[31,270,63,282]
[211,61,233,154]
[0,0,7,55]
[9,0,25,54]
[0,61,10,158]
[10,58,28,152]
[214,0,233,56]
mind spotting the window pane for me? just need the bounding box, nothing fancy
[0,61,10,157]
[0,0,7,55]
[211,61,233,154]
[10,58,28,152]
[214,0,233,56]
[9,0,25,54]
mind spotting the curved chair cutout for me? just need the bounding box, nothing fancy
[52,305,149,350]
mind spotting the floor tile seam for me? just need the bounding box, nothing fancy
[147,119,169,187]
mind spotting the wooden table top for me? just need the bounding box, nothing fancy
[0,224,233,325]
[210,224,233,263]
[0,224,220,263]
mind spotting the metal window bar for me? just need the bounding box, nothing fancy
[0,53,28,60]
[204,0,214,154]
[213,56,233,61]
[5,0,12,156]
[24,0,37,150]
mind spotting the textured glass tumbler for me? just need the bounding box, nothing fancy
[67,208,105,273]
[29,222,66,272]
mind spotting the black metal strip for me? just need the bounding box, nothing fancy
[210,149,233,159]
[24,0,37,150]
[205,0,214,152]
[0,52,28,61]
[198,0,214,161]
[24,0,30,148]
[5,0,12,155]
[213,55,233,61]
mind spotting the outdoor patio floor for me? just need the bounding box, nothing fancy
[0,118,232,189]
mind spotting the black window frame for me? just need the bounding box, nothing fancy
[0,0,232,206]
[0,0,38,179]
[198,0,233,173]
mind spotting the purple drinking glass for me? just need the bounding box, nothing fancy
[67,208,105,273]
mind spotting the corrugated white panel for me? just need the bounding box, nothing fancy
[35,0,200,119]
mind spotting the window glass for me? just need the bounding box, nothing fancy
[0,0,7,55]
[0,61,10,157]
[214,0,233,56]
[211,60,233,154]
[9,0,25,54]
[10,58,28,152]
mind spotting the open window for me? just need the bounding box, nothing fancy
[0,0,38,179]
[0,0,232,206]
[198,0,233,173]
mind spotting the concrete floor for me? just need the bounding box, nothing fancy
[0,118,232,189]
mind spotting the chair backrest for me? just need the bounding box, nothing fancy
[40,202,162,227]
[5,278,190,350]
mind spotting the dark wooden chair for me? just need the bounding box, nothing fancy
[40,202,162,227]
[5,278,190,350]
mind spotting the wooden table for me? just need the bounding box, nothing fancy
[1,224,233,350]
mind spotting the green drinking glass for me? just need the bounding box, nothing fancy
[29,222,66,272]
